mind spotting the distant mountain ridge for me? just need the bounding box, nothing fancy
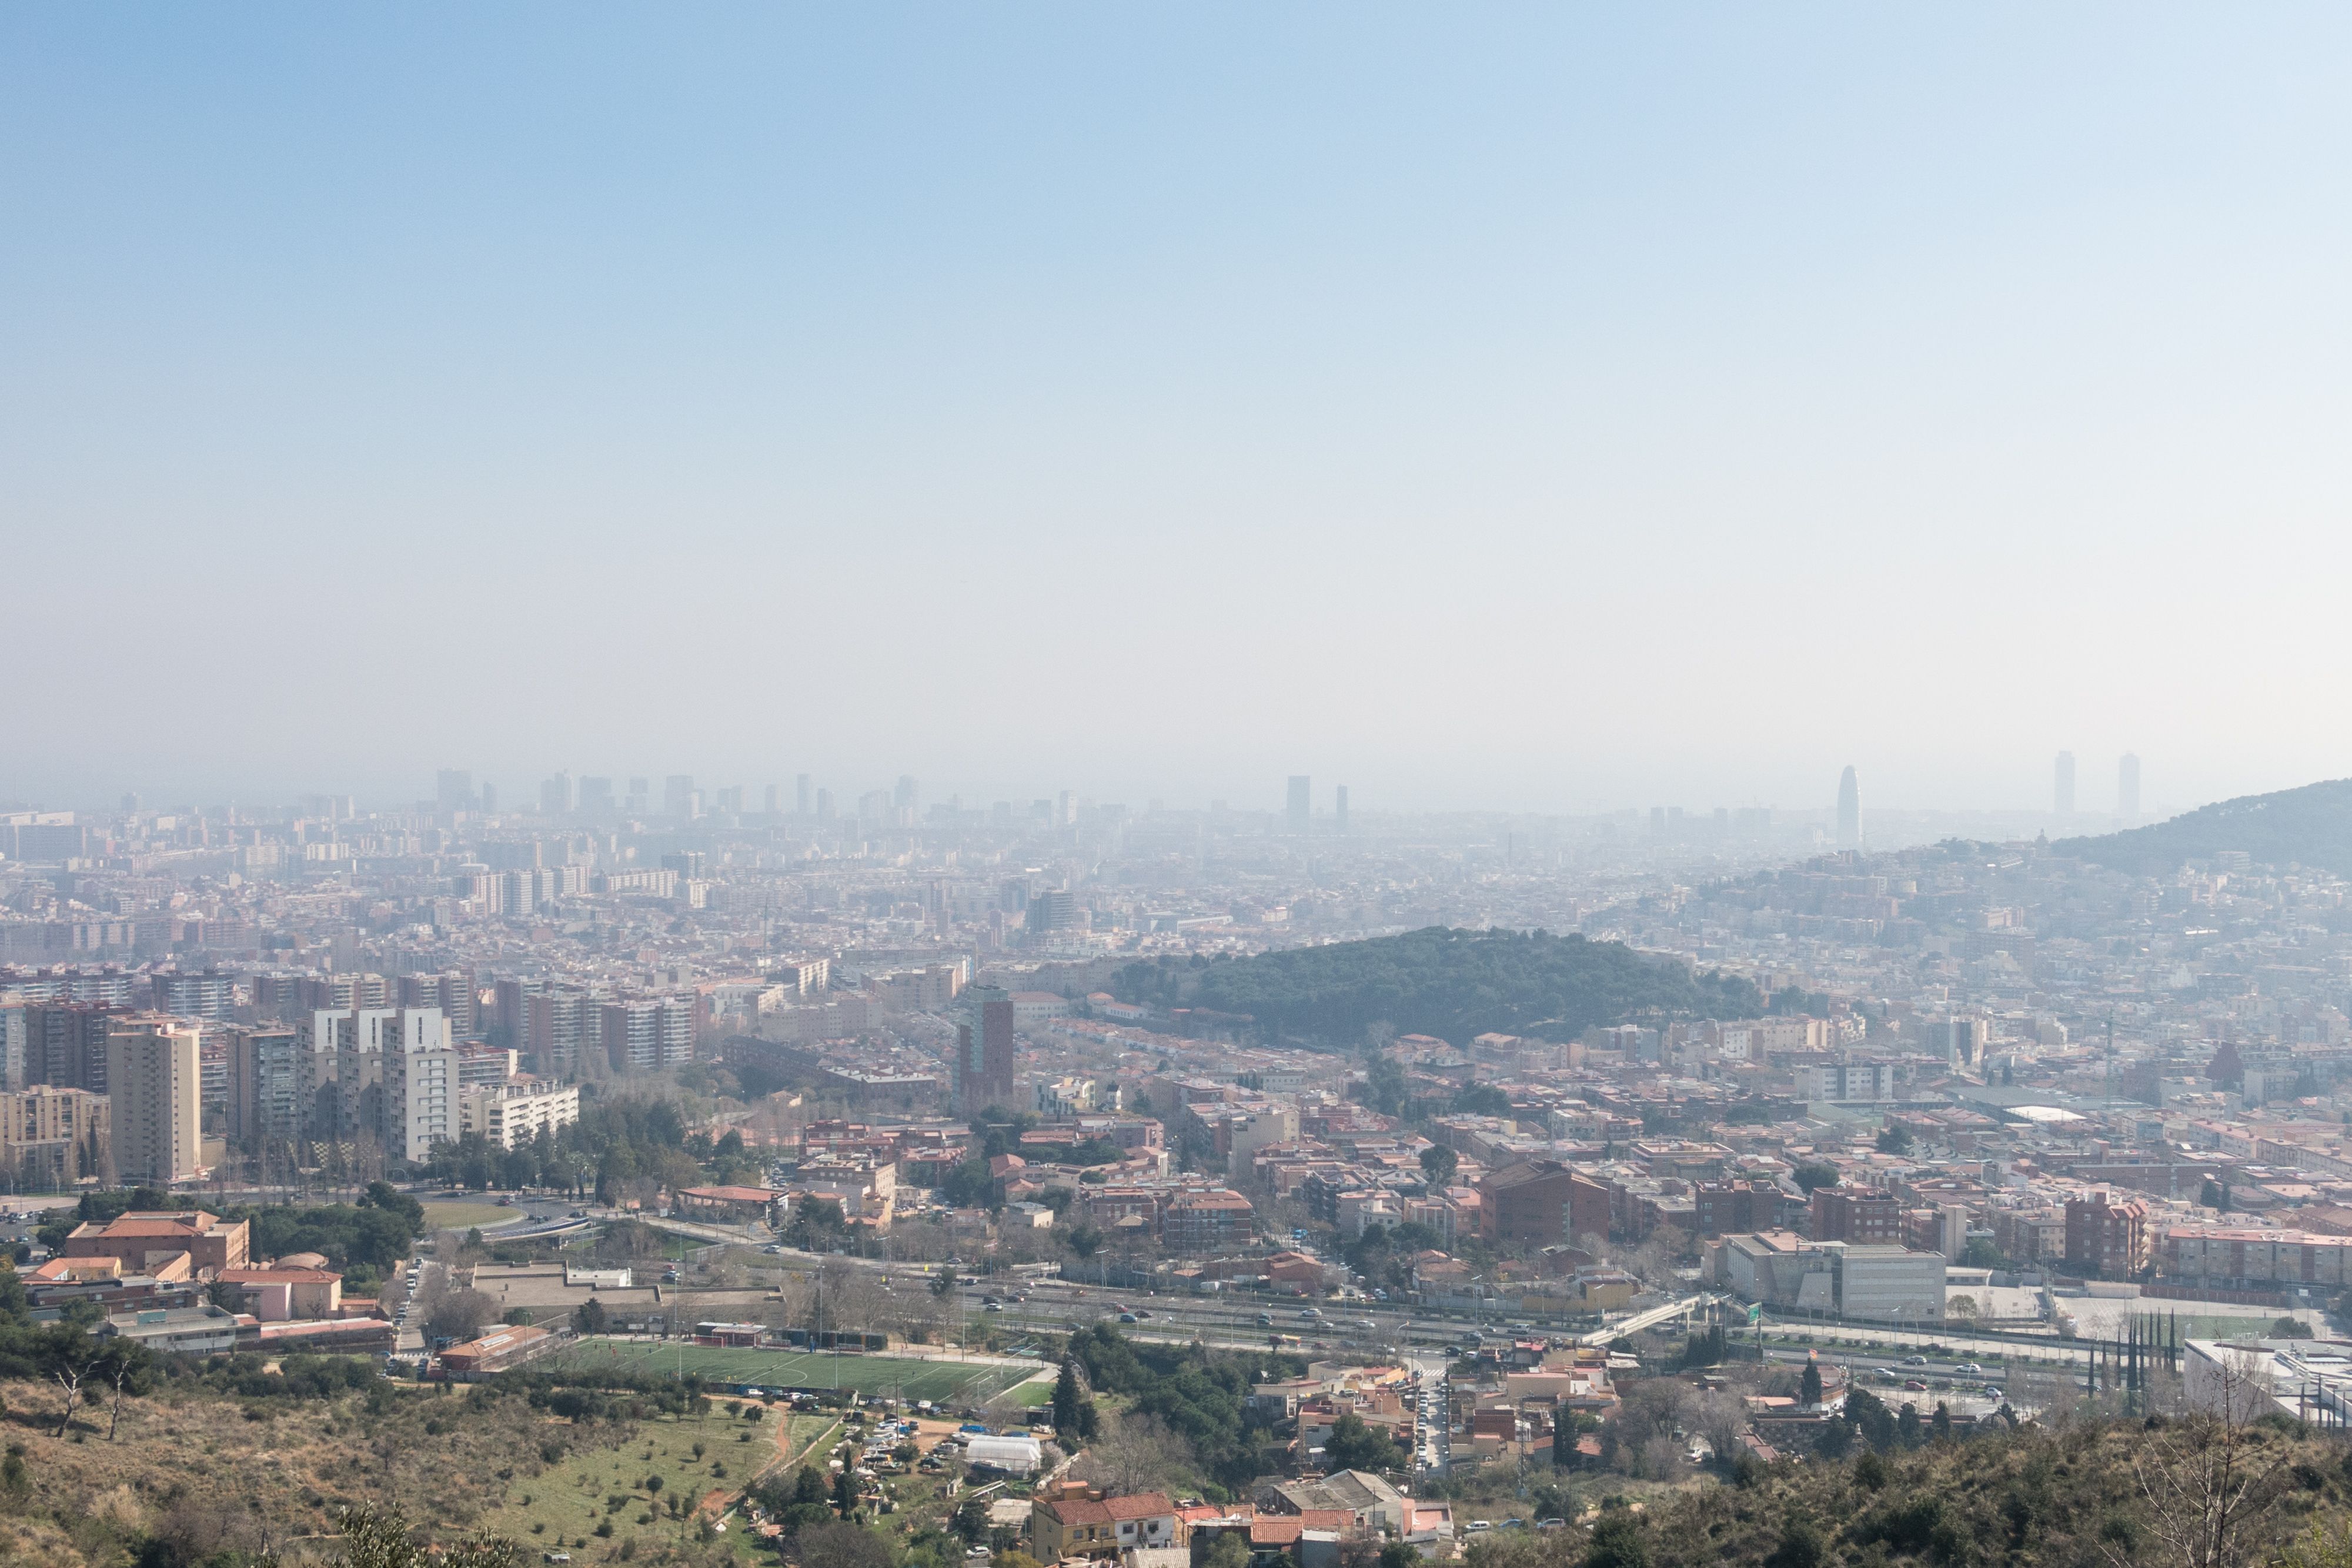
[2053,777,2352,877]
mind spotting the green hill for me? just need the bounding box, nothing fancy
[1110,926,1765,1048]
[2054,777,2352,877]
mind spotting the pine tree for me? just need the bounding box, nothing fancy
[1800,1360,1823,1410]
[1053,1358,1084,1435]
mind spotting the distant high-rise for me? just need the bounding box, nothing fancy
[106,1014,202,1185]
[2054,751,2076,818]
[1287,775,1311,835]
[815,788,835,821]
[540,772,573,815]
[626,777,650,813]
[954,985,1016,1116]
[1335,784,1349,833]
[2119,753,2142,827]
[764,783,782,816]
[1836,766,1860,848]
[478,781,497,814]
[796,774,813,816]
[436,769,474,813]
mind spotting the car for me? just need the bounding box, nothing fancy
[981,1295,1000,1306]
[985,1302,1003,1312]
[1957,1362,1983,1376]
[1983,1384,2004,1399]
[1538,1520,1568,1531]
[1257,1313,1276,1327]
[569,1209,585,1218]
[1118,1312,1138,1323]
[1899,1355,1927,1368]
[1502,1519,1525,1530]
[1903,1379,1929,1392]
[1298,1308,1321,1320]
[1466,1521,1493,1533]
[1443,1346,1463,1357]
[544,1553,573,1564]
[1357,1319,1377,1330]
[1134,1309,1154,1319]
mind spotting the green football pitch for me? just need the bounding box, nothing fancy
[551,1338,1049,1405]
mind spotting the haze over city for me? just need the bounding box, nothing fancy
[11,6,2352,814]
[14,12,2352,1568]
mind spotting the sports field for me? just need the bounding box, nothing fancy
[551,1337,1048,1406]
[421,1201,525,1230]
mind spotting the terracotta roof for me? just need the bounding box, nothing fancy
[1102,1493,1175,1522]
[1251,1520,1304,1544]
[218,1268,341,1283]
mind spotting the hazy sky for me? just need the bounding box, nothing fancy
[8,6,2352,817]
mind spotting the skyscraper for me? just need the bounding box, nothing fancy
[2054,751,2076,818]
[2119,753,2142,827]
[1335,784,1349,833]
[796,774,813,816]
[1836,766,1860,848]
[106,1014,202,1185]
[1287,775,1311,835]
[540,771,573,815]
[954,985,1015,1116]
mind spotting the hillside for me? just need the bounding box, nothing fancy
[1468,1412,2352,1568]
[2054,777,2352,877]
[1110,927,1765,1047]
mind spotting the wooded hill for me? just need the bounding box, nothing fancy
[2056,777,2352,878]
[1110,927,1766,1048]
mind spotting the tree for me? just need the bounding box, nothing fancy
[2115,1357,2294,1568]
[1052,1359,1090,1437]
[792,1519,893,1568]
[1322,1411,1406,1473]
[1799,1360,1823,1410]
[1876,1124,1914,1156]
[1419,1145,1459,1187]
[1585,1510,1649,1568]
[425,1288,496,1345]
[1764,1520,1825,1568]
[832,1465,858,1519]
[573,1298,609,1335]
[951,1496,991,1544]
[1947,1294,1979,1319]
[1078,1412,1196,1496]
[1203,1533,1253,1568]
[1790,1162,1838,1193]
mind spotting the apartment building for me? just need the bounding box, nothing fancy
[459,1078,581,1149]
[106,1014,203,1184]
[0,1084,109,1189]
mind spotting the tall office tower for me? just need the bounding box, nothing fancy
[578,776,615,814]
[1836,766,1860,848]
[380,1007,455,1161]
[2054,751,2076,818]
[106,1014,202,1185]
[540,772,573,815]
[816,788,836,821]
[796,774,813,816]
[1058,790,1077,826]
[2119,753,2141,827]
[1335,785,1349,833]
[397,969,476,1035]
[715,785,744,815]
[954,985,1016,1116]
[1287,775,1311,835]
[479,782,498,814]
[436,770,475,813]
[663,775,697,817]
[626,776,651,813]
[764,783,782,816]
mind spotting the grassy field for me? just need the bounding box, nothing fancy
[422,1200,527,1230]
[552,1337,1046,1405]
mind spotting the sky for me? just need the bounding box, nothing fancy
[6,6,2352,819]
